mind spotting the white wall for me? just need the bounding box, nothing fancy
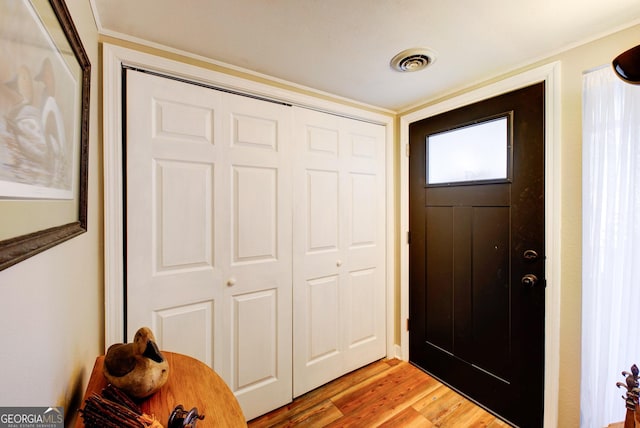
[0,0,102,423]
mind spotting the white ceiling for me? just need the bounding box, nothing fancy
[91,0,640,111]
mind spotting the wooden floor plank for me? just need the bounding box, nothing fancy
[269,400,343,428]
[326,381,427,427]
[377,406,434,428]
[437,399,495,427]
[328,363,441,426]
[248,359,390,427]
[487,418,516,428]
[248,359,514,428]
[418,387,467,424]
[331,362,420,415]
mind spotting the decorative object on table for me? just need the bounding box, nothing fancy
[103,327,169,399]
[168,405,205,428]
[0,0,91,272]
[79,384,163,427]
[616,364,640,428]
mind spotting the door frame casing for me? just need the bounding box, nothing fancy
[399,62,561,427]
[102,43,395,357]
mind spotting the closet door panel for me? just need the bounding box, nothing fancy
[155,160,213,270]
[293,107,386,396]
[153,301,214,365]
[341,121,386,373]
[126,70,222,371]
[231,165,278,262]
[125,70,292,421]
[221,94,293,420]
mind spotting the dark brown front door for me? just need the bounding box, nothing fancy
[409,82,545,428]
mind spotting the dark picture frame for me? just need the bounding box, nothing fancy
[0,0,90,271]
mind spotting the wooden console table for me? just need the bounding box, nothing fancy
[75,351,246,427]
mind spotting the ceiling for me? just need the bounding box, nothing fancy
[90,0,640,112]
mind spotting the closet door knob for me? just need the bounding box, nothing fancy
[336,260,343,267]
[226,277,236,287]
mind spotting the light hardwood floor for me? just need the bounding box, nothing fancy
[248,359,513,427]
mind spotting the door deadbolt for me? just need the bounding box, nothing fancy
[521,274,538,287]
[523,249,539,262]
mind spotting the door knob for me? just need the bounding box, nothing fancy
[226,277,236,287]
[336,260,343,267]
[521,274,538,287]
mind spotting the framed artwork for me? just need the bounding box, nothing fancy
[0,0,90,271]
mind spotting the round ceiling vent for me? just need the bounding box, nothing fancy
[390,48,437,72]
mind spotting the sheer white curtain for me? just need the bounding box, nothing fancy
[582,65,640,427]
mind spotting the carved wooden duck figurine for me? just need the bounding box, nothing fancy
[103,327,169,399]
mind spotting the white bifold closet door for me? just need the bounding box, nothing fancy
[292,107,386,397]
[125,69,293,420]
